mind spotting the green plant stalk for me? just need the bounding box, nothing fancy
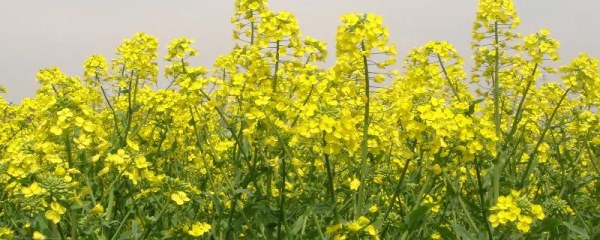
[273,40,281,93]
[199,89,249,160]
[53,222,65,240]
[492,20,502,203]
[519,88,570,187]
[102,189,115,240]
[441,172,478,232]
[323,151,340,223]
[188,106,216,188]
[585,142,600,177]
[62,133,79,240]
[312,213,326,240]
[474,156,494,239]
[96,74,122,139]
[110,208,134,240]
[499,64,538,178]
[357,41,371,217]
[399,173,437,239]
[139,200,168,240]
[504,64,538,143]
[69,210,79,240]
[265,117,293,240]
[121,72,135,147]
[277,152,287,240]
[436,54,461,101]
[380,156,412,239]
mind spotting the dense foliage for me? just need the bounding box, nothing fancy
[1,0,599,239]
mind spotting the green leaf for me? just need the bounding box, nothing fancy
[562,222,589,239]
[433,225,456,240]
[290,214,307,235]
[451,223,477,240]
[535,217,562,232]
[312,203,332,215]
[406,205,429,230]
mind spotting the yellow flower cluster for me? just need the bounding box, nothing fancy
[522,28,560,63]
[112,32,159,83]
[475,0,520,29]
[184,222,211,237]
[165,37,198,61]
[488,191,545,233]
[326,216,379,240]
[83,54,108,80]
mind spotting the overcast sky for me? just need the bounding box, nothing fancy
[1,1,599,102]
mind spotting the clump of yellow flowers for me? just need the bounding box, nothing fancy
[489,191,545,233]
[326,216,379,240]
[0,0,599,239]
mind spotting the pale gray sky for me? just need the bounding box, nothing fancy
[1,1,599,102]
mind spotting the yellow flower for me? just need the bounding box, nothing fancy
[369,205,378,213]
[187,222,211,237]
[127,139,140,151]
[33,231,47,240]
[171,191,190,205]
[347,222,361,232]
[254,95,271,106]
[566,206,575,215]
[333,234,347,240]
[349,178,361,191]
[134,156,150,169]
[50,125,63,136]
[516,215,532,233]
[507,206,521,222]
[0,227,14,238]
[431,164,442,175]
[374,74,385,83]
[91,204,104,214]
[531,204,545,219]
[488,214,499,227]
[22,182,47,198]
[45,202,66,224]
[365,224,377,236]
[326,224,342,234]
[357,216,370,225]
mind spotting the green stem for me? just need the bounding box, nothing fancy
[436,53,461,101]
[273,40,281,93]
[98,83,121,141]
[277,152,287,240]
[441,172,478,231]
[110,208,134,240]
[103,189,115,240]
[519,88,570,187]
[492,20,502,203]
[474,156,494,239]
[312,213,326,240]
[53,222,65,240]
[380,156,412,239]
[357,41,371,217]
[323,149,340,223]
